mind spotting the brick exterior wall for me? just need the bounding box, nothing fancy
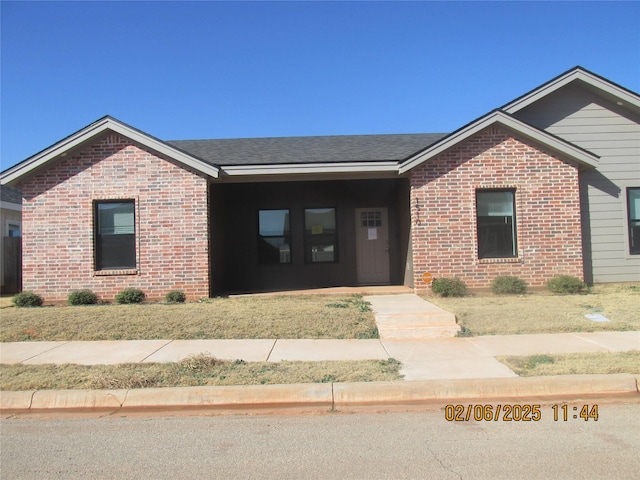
[20,133,210,302]
[410,127,584,291]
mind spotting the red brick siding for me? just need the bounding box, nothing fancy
[410,127,583,290]
[20,133,210,302]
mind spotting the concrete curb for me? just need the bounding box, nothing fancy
[333,374,639,407]
[0,383,334,414]
[122,383,333,410]
[2,374,638,415]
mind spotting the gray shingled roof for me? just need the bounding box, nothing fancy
[168,133,448,166]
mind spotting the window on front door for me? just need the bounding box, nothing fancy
[258,209,291,264]
[304,208,337,263]
[476,190,517,259]
[94,201,136,270]
[628,187,640,255]
[360,211,382,228]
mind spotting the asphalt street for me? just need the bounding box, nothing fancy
[2,402,639,479]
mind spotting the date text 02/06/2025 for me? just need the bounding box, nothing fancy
[444,404,599,422]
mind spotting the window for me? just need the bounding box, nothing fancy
[95,201,136,270]
[304,208,337,263]
[258,209,291,264]
[476,190,517,259]
[360,211,382,227]
[7,222,21,237]
[628,188,640,255]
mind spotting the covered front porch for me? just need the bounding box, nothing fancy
[209,178,413,295]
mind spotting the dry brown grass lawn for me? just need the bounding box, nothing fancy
[427,283,640,336]
[0,356,402,391]
[0,295,377,342]
[498,351,640,377]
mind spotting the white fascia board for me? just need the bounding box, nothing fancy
[1,117,219,185]
[221,161,399,176]
[106,121,220,178]
[1,120,109,185]
[503,68,640,113]
[0,201,21,211]
[399,111,599,174]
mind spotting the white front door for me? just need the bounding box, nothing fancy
[355,208,390,285]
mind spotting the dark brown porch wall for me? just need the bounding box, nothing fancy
[210,179,410,294]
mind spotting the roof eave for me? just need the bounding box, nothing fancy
[398,111,599,174]
[220,161,399,177]
[1,116,219,186]
[0,201,22,211]
[503,66,640,114]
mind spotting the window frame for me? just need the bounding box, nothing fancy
[627,187,640,255]
[94,200,137,271]
[476,189,518,259]
[303,207,338,264]
[5,220,21,237]
[257,208,292,265]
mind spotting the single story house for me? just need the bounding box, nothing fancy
[1,66,639,301]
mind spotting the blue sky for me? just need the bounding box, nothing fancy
[1,1,639,170]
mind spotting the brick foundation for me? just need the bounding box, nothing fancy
[410,127,584,291]
[20,133,210,302]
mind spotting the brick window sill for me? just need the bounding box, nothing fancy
[478,257,522,264]
[94,269,138,276]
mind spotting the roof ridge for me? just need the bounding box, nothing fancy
[168,132,447,143]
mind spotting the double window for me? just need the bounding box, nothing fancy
[628,187,640,255]
[95,201,136,270]
[257,207,338,264]
[476,190,517,259]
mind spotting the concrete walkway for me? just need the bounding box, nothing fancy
[0,331,640,380]
[366,293,460,338]
[381,331,640,380]
[1,332,638,381]
[1,293,639,414]
[0,293,638,382]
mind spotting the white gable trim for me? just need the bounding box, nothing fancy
[503,67,640,114]
[1,117,219,186]
[398,110,599,174]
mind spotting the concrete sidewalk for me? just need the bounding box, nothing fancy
[1,331,638,381]
[1,293,638,414]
